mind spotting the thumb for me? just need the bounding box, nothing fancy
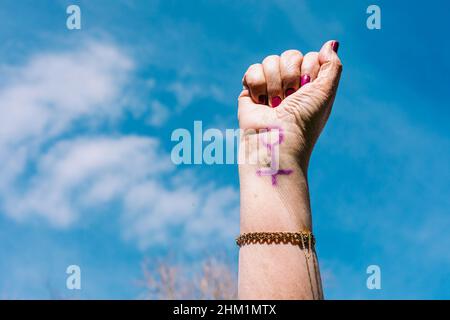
[315,40,343,95]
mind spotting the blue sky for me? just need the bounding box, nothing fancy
[0,0,449,299]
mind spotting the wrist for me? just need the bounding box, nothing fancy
[238,125,310,171]
[238,152,313,233]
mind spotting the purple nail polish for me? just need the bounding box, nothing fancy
[285,88,295,97]
[258,95,267,104]
[271,96,282,108]
[300,75,311,86]
[331,41,339,53]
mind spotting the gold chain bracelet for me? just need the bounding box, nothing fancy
[236,231,315,248]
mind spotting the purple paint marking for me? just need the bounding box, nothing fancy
[258,168,293,186]
[259,125,285,148]
[257,126,293,186]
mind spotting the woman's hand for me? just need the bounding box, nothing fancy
[238,40,342,171]
[237,41,342,299]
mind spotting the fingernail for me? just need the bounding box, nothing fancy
[300,75,311,86]
[331,40,339,53]
[258,95,267,104]
[285,88,295,97]
[271,96,282,108]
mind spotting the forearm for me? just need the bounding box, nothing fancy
[237,150,323,299]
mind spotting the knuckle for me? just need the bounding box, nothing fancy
[281,49,303,59]
[262,55,279,65]
[304,51,319,60]
[248,63,261,70]
[246,63,261,74]
[280,52,302,76]
[245,73,265,87]
[245,64,265,86]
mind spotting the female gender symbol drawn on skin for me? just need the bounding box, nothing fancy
[256,126,293,186]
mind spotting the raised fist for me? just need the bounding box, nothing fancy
[239,40,342,169]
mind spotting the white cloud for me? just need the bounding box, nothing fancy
[0,42,134,191]
[0,42,133,146]
[122,181,239,250]
[3,136,168,227]
[0,41,239,251]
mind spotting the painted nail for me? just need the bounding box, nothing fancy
[271,96,282,108]
[300,75,311,86]
[285,88,295,97]
[331,40,340,53]
[258,95,267,104]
